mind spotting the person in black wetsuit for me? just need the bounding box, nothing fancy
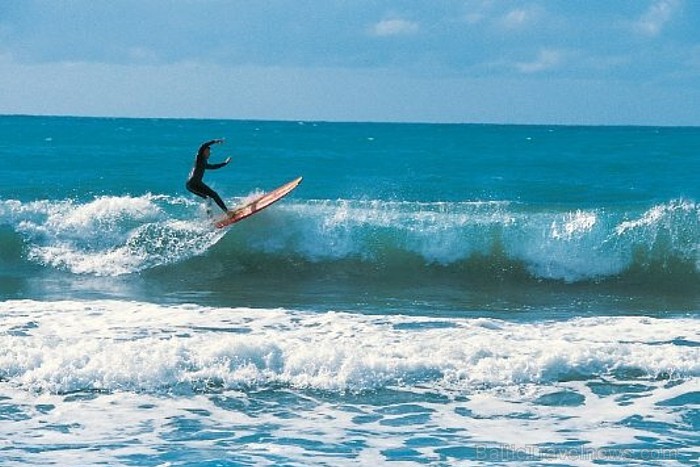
[186,139,232,214]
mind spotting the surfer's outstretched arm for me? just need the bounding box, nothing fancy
[202,138,225,148]
[206,157,231,170]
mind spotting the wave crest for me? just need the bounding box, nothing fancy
[1,196,698,285]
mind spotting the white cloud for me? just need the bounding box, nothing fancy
[1,53,699,126]
[370,18,419,37]
[499,7,539,29]
[516,49,564,74]
[633,0,680,36]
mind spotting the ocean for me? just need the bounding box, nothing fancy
[0,115,698,466]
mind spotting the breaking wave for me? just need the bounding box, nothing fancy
[0,195,698,287]
[1,300,698,394]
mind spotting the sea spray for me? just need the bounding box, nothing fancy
[1,300,698,394]
[1,197,698,285]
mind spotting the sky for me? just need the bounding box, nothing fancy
[1,0,699,126]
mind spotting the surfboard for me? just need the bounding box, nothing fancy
[213,176,303,229]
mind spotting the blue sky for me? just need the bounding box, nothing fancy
[1,0,699,125]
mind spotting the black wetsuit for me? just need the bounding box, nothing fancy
[186,142,229,212]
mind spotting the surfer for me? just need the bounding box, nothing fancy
[186,139,231,214]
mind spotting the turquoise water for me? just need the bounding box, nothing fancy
[0,115,698,465]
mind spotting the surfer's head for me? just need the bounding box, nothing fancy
[197,142,214,158]
[197,139,224,157]
[197,139,224,158]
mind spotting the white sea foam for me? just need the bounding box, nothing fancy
[0,300,697,394]
[3,195,223,275]
[279,199,516,264]
[550,210,597,240]
[46,195,161,232]
[614,199,699,270]
[615,199,697,235]
[2,301,698,464]
[2,197,698,281]
[508,209,620,281]
[281,199,698,281]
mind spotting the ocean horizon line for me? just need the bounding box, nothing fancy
[3,112,699,130]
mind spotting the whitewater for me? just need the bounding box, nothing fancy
[1,300,698,465]
[0,116,698,465]
[3,194,698,284]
